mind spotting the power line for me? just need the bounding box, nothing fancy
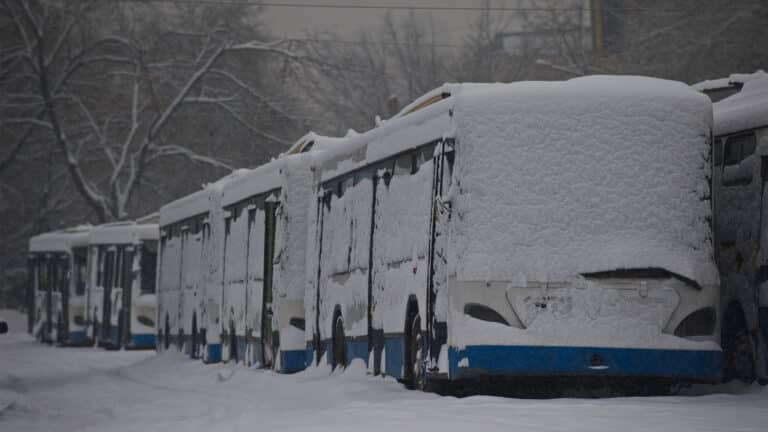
[113,0,755,13]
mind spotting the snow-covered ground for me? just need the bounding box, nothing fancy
[1,309,766,432]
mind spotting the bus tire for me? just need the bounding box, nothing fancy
[404,310,424,390]
[722,305,755,384]
[229,321,238,364]
[164,315,171,350]
[332,311,346,370]
[191,314,199,360]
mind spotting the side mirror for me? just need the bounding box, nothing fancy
[0,320,8,334]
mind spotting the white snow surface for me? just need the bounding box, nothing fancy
[1,312,766,432]
[451,76,718,286]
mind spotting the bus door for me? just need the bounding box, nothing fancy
[121,246,135,346]
[58,253,70,343]
[262,199,278,368]
[427,139,454,372]
[44,254,54,341]
[102,248,116,342]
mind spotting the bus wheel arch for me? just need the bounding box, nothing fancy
[722,301,756,383]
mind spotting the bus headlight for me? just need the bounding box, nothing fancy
[463,303,510,326]
[674,307,716,337]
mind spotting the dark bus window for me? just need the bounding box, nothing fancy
[73,248,87,296]
[37,257,46,293]
[104,250,115,290]
[395,153,412,176]
[50,258,59,293]
[724,132,757,166]
[115,247,124,290]
[58,255,69,294]
[141,240,158,294]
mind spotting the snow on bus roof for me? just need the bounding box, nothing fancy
[220,153,321,208]
[221,158,284,208]
[88,221,158,245]
[712,71,768,135]
[29,225,92,253]
[314,76,705,182]
[158,169,251,227]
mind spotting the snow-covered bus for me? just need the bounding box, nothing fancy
[217,152,316,372]
[156,171,246,361]
[157,188,209,354]
[701,71,768,383]
[88,220,158,349]
[304,76,722,390]
[28,226,91,345]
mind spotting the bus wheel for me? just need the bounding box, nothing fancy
[229,321,238,364]
[332,313,346,370]
[723,309,755,384]
[405,314,424,390]
[191,315,198,359]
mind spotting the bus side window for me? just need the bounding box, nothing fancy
[394,153,412,176]
[724,132,756,166]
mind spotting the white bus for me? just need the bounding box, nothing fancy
[217,152,316,372]
[304,76,722,390]
[88,221,158,349]
[157,170,247,360]
[157,188,209,354]
[700,71,768,383]
[28,226,91,345]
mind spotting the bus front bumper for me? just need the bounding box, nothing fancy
[448,345,721,383]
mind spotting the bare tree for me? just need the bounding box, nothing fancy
[1,0,308,222]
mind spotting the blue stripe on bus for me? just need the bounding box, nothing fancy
[205,343,222,363]
[448,345,722,381]
[130,334,156,349]
[110,326,119,345]
[305,343,314,367]
[325,338,369,367]
[384,335,404,379]
[280,349,307,373]
[67,330,89,345]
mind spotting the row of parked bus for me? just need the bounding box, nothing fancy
[28,73,768,391]
[28,217,159,349]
